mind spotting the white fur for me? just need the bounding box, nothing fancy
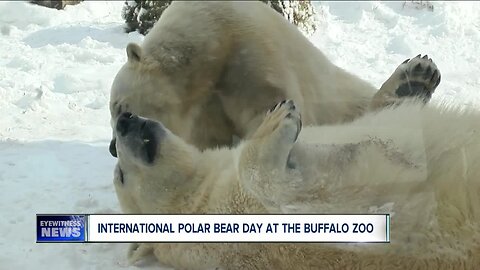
[114,102,480,269]
[110,1,438,150]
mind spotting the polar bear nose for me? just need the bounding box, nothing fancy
[109,138,117,158]
[121,112,133,119]
[116,112,136,136]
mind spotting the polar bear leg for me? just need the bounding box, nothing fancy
[239,100,302,203]
[370,54,441,110]
[248,99,302,171]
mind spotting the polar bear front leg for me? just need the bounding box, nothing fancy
[238,100,302,202]
[249,99,301,170]
[370,54,441,110]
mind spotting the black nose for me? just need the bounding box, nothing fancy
[120,112,133,119]
[116,112,136,136]
[109,138,117,157]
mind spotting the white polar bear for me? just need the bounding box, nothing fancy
[109,1,440,155]
[113,100,480,269]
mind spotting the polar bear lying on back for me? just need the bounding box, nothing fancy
[109,1,441,155]
[113,100,480,269]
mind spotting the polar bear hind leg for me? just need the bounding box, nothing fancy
[371,54,441,110]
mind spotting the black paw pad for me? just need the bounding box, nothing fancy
[395,55,441,103]
[396,81,432,101]
[285,112,302,142]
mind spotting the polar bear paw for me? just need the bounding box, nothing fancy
[252,99,302,143]
[372,54,441,110]
[394,54,441,102]
[239,100,302,191]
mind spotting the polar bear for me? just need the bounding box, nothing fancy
[109,1,441,156]
[113,100,480,269]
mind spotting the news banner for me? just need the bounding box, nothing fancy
[37,214,390,243]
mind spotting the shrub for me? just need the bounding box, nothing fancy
[122,0,317,36]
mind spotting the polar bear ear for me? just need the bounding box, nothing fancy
[126,43,142,63]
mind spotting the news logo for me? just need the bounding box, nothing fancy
[37,215,86,242]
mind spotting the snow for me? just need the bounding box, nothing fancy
[0,1,479,269]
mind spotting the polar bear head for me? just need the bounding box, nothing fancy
[109,42,235,157]
[110,43,186,120]
[109,43,193,157]
[113,111,200,213]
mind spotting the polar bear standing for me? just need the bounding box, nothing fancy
[113,100,480,269]
[109,1,440,155]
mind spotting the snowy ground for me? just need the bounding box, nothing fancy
[0,1,479,269]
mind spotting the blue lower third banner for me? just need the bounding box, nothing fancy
[37,215,86,242]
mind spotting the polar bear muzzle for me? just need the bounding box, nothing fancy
[115,112,165,164]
